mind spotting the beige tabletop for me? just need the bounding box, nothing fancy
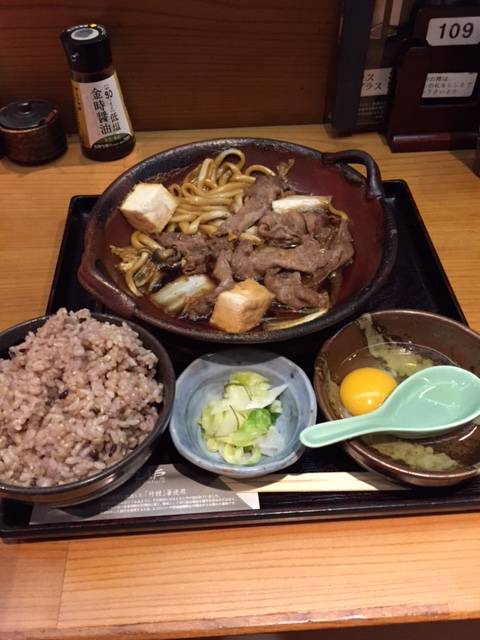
[1,125,480,639]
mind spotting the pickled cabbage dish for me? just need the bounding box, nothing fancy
[199,371,285,465]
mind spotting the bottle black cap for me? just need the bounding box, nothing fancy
[60,23,112,73]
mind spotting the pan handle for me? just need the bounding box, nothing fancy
[322,149,384,200]
[78,255,137,319]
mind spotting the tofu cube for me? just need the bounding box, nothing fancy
[210,279,274,333]
[120,182,177,234]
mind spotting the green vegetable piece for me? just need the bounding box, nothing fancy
[200,401,240,437]
[245,446,262,465]
[224,372,285,411]
[205,437,219,452]
[243,408,273,431]
[218,442,262,466]
[224,383,252,405]
[269,399,282,415]
[227,408,272,447]
[220,443,246,465]
[229,371,269,387]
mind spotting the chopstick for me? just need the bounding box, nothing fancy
[222,472,407,493]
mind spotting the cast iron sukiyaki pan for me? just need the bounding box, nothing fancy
[78,138,397,343]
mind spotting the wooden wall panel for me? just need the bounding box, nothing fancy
[0,0,341,132]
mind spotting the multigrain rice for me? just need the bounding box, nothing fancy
[0,309,163,487]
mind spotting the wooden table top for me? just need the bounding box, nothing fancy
[1,125,480,639]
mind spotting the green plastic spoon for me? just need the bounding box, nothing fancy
[300,365,480,449]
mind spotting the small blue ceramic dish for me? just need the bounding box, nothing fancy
[169,348,317,479]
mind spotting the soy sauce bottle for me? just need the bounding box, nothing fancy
[60,23,135,161]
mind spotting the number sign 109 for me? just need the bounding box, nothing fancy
[427,16,480,46]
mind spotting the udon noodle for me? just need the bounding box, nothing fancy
[165,148,275,236]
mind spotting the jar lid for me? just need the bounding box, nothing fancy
[60,23,112,73]
[0,100,59,131]
[0,100,66,165]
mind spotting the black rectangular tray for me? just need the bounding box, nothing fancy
[2,180,479,541]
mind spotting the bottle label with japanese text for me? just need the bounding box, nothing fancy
[72,72,133,149]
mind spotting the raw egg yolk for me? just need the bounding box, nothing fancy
[339,367,397,416]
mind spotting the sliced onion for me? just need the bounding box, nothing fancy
[328,202,348,220]
[263,308,328,331]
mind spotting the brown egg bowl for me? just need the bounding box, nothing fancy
[314,309,480,488]
[78,137,398,344]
